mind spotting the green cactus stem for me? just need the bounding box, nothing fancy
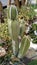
[7,5,18,20]
[18,35,30,58]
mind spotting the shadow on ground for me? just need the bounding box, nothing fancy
[20,57,33,65]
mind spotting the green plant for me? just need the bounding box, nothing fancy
[32,23,37,31]
[28,27,36,38]
[8,19,30,58]
[8,19,20,56]
[0,35,12,65]
[30,4,37,9]
[18,35,30,58]
[0,53,12,65]
[18,6,35,21]
[32,36,37,44]
[7,5,31,59]
[28,23,37,44]
[0,21,10,39]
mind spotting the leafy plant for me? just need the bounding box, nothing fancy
[18,6,35,21]
[32,23,37,31]
[28,23,37,44]
[28,27,36,38]
[30,4,37,9]
[0,20,11,40]
[32,36,37,44]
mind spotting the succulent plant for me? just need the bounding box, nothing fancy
[19,19,28,37]
[7,5,31,59]
[11,20,20,56]
[8,19,20,56]
[8,19,30,58]
[18,35,30,58]
[0,5,31,65]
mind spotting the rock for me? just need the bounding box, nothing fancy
[0,39,5,44]
[26,48,37,60]
[0,47,6,57]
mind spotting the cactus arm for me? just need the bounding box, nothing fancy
[18,35,30,58]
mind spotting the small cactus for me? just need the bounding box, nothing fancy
[18,35,30,58]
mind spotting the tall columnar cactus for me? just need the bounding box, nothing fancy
[8,19,20,56]
[7,5,19,56]
[7,5,30,59]
[11,20,20,56]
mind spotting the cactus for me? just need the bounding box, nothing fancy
[18,35,30,58]
[7,5,18,20]
[7,5,30,59]
[19,21,27,37]
[8,19,30,58]
[7,5,19,56]
[11,20,20,41]
[11,20,20,56]
[8,19,20,56]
